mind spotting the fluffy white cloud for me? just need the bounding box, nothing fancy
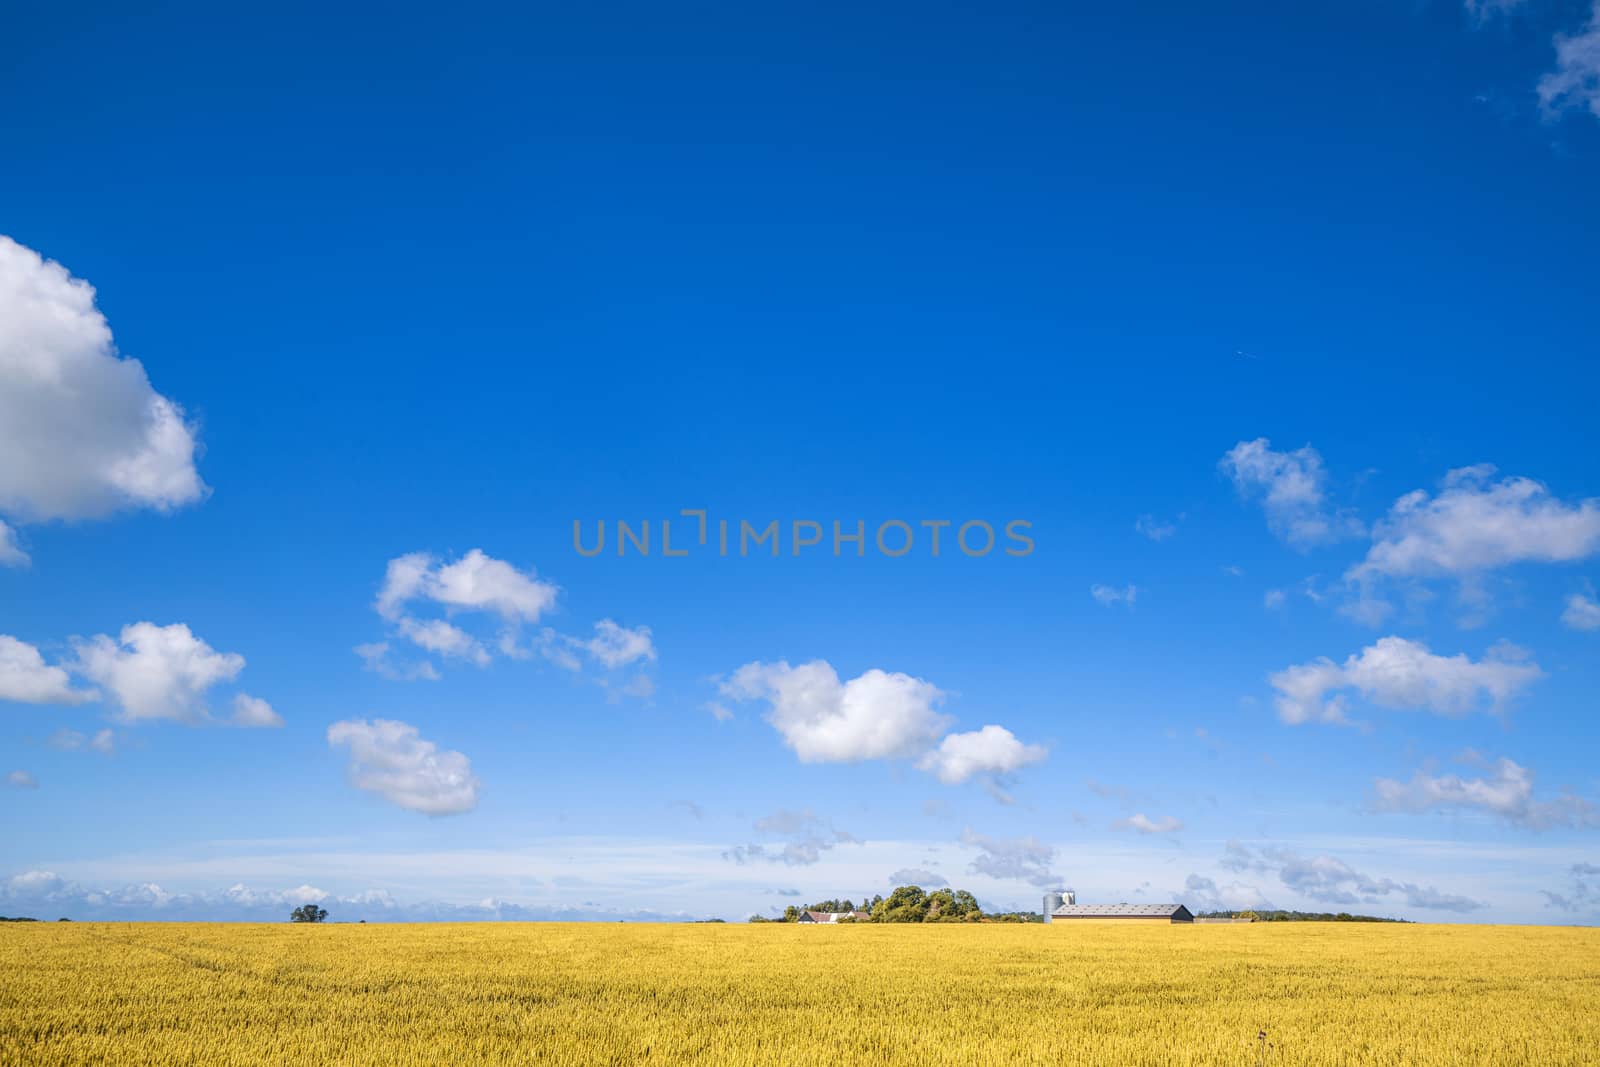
[378,550,557,623]
[1539,3,1600,119]
[1269,636,1542,726]
[579,620,656,669]
[371,550,561,675]
[1220,438,1361,548]
[961,828,1062,888]
[1374,758,1597,830]
[1349,466,1600,583]
[326,718,479,816]
[396,617,489,666]
[0,236,205,525]
[917,726,1047,785]
[6,770,38,789]
[1113,813,1183,834]
[72,622,245,723]
[230,694,283,729]
[0,634,93,705]
[0,521,26,567]
[1562,591,1600,631]
[1090,584,1137,607]
[721,660,952,763]
[1264,589,1287,610]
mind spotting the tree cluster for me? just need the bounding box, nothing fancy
[758,885,993,923]
[289,905,329,923]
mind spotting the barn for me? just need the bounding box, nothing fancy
[795,910,871,923]
[1049,903,1193,924]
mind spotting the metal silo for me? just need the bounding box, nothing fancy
[1043,891,1065,922]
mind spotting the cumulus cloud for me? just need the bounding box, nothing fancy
[230,694,283,729]
[1220,841,1484,913]
[0,634,94,705]
[719,660,1046,791]
[961,828,1061,887]
[720,660,952,763]
[1269,636,1542,726]
[1563,591,1600,631]
[72,622,247,723]
[6,770,38,789]
[0,521,26,567]
[889,868,948,887]
[377,550,557,624]
[1113,813,1183,834]
[1349,466,1600,583]
[0,236,205,526]
[1539,3,1600,119]
[326,718,479,816]
[1089,584,1138,607]
[576,620,656,669]
[917,726,1047,785]
[531,621,656,672]
[1220,438,1362,548]
[1374,758,1597,830]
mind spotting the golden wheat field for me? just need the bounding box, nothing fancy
[2,921,1597,1066]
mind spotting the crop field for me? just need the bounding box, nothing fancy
[3,922,1598,1066]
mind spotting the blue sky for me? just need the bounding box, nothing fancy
[2,0,1598,923]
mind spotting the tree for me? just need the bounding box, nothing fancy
[781,905,801,923]
[290,905,329,923]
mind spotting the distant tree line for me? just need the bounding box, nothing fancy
[1197,909,1409,923]
[748,885,1044,924]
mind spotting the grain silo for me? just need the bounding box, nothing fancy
[1042,890,1074,922]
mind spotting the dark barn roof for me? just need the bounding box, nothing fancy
[1052,903,1193,920]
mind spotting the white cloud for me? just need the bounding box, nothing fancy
[326,718,479,816]
[1539,3,1600,120]
[1114,813,1183,834]
[1090,584,1137,607]
[1220,438,1361,548]
[372,550,560,673]
[1264,589,1287,610]
[579,620,656,669]
[1374,758,1597,830]
[72,622,245,723]
[961,828,1062,888]
[720,660,952,763]
[917,725,1046,785]
[6,770,38,789]
[0,236,205,525]
[0,634,93,705]
[396,617,489,666]
[230,694,283,729]
[1349,466,1600,583]
[0,521,27,567]
[378,549,557,624]
[1134,515,1176,541]
[1562,591,1600,631]
[1269,636,1542,726]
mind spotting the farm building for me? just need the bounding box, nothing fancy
[1048,903,1194,924]
[795,910,871,924]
